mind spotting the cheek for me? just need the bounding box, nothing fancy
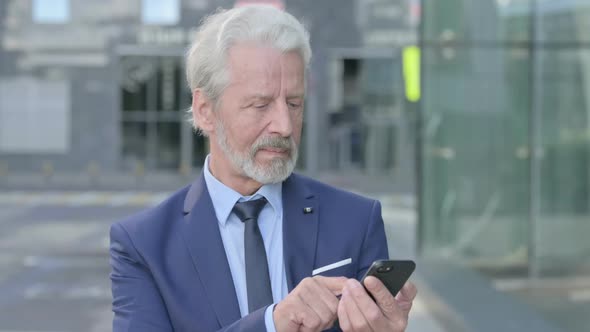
[292,113,304,142]
[227,121,263,148]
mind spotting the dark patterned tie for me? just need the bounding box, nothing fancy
[232,197,273,313]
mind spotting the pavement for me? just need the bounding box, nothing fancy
[0,203,134,332]
[378,199,447,332]
[0,191,172,207]
[0,189,446,332]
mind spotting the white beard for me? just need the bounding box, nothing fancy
[215,120,298,184]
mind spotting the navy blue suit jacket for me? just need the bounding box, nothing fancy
[110,173,389,331]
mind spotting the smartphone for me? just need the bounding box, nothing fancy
[361,260,416,299]
[332,259,416,329]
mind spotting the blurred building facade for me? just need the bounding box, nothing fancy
[419,0,590,279]
[0,0,418,191]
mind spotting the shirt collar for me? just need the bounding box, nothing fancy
[203,155,282,227]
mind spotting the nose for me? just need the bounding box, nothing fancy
[268,100,293,137]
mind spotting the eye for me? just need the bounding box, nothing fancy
[253,103,269,110]
[287,102,302,110]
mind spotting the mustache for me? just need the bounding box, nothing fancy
[252,136,294,153]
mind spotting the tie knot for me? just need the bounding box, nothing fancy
[233,197,267,223]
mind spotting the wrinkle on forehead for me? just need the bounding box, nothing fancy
[225,43,305,99]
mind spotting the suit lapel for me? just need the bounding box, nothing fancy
[180,174,241,327]
[282,175,319,291]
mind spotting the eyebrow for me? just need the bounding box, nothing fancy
[286,94,305,99]
[243,94,273,102]
[243,94,304,102]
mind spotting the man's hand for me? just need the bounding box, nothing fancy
[337,277,417,332]
[273,276,347,332]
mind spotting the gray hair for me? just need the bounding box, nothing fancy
[185,5,311,131]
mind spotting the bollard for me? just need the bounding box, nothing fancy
[87,161,100,187]
[42,161,54,183]
[0,164,6,185]
[179,163,191,178]
[135,161,145,187]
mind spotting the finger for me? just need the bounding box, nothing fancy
[363,276,404,319]
[293,301,323,332]
[345,278,388,331]
[396,281,418,302]
[395,281,417,314]
[315,276,348,296]
[297,278,339,327]
[338,294,352,332]
[312,276,347,313]
[340,279,381,332]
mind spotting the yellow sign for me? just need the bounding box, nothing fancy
[403,46,421,102]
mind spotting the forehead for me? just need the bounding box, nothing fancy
[226,42,305,88]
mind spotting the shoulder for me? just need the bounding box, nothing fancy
[290,173,378,209]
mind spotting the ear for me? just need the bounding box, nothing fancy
[191,89,216,135]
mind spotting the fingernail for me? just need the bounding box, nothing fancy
[364,276,377,289]
[348,279,361,289]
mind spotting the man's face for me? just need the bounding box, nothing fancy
[211,43,305,184]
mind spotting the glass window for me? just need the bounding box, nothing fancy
[122,122,148,170]
[420,1,590,330]
[422,0,532,42]
[325,56,412,192]
[32,0,70,24]
[538,0,590,43]
[419,46,531,263]
[535,48,590,274]
[156,122,181,169]
[142,0,180,25]
[420,0,590,276]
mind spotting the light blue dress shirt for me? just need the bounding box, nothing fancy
[203,156,288,331]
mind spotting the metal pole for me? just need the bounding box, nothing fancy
[415,0,426,257]
[147,59,159,170]
[528,0,541,279]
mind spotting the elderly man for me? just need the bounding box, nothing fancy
[110,5,416,332]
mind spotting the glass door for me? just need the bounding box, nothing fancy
[120,55,207,172]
